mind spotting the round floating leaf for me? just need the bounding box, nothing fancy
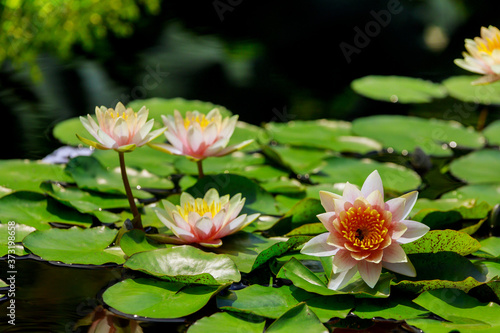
[411,198,490,220]
[53,117,94,146]
[266,303,328,333]
[212,232,309,273]
[174,152,265,176]
[23,226,124,265]
[263,145,328,175]
[442,184,500,207]
[401,230,481,256]
[484,120,500,146]
[261,178,305,195]
[233,165,289,182]
[450,149,500,184]
[353,296,429,321]
[264,120,381,153]
[268,198,324,236]
[351,76,447,103]
[0,223,36,256]
[443,75,500,105]
[474,237,500,258]
[103,278,224,319]
[188,312,266,333]
[0,159,73,198]
[186,174,278,215]
[229,121,266,152]
[125,246,240,285]
[352,115,484,157]
[0,191,92,230]
[119,229,166,257]
[309,157,421,193]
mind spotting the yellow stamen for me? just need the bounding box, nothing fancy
[184,114,213,130]
[340,206,388,251]
[476,34,500,55]
[179,199,222,221]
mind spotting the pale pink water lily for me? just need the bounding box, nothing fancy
[454,25,500,85]
[155,189,259,247]
[78,102,166,152]
[301,170,429,290]
[149,109,253,161]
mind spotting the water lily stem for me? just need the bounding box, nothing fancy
[119,152,142,229]
[197,160,205,179]
[477,107,488,131]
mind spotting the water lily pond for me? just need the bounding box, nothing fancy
[1,83,500,332]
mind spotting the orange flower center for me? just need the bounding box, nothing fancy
[179,199,222,221]
[340,205,388,251]
[184,114,213,130]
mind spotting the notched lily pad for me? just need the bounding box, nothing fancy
[401,230,481,256]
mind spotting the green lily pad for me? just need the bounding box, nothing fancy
[277,258,392,298]
[22,226,125,265]
[305,184,343,200]
[103,278,224,319]
[0,159,73,198]
[0,191,92,230]
[351,76,447,103]
[119,229,166,257]
[286,223,327,236]
[186,174,278,215]
[174,152,265,176]
[401,230,481,256]
[124,246,240,285]
[443,75,500,105]
[0,223,36,256]
[353,296,429,320]
[212,232,309,273]
[229,121,265,152]
[411,198,491,220]
[268,198,324,236]
[309,157,421,193]
[65,156,173,199]
[188,312,266,333]
[474,237,500,258]
[450,149,500,184]
[263,145,328,175]
[266,303,328,333]
[233,165,289,182]
[264,120,381,153]
[408,289,500,332]
[261,178,305,195]
[484,120,500,146]
[352,115,484,157]
[442,184,500,207]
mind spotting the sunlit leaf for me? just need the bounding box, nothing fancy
[443,75,500,105]
[266,303,328,333]
[401,230,481,256]
[188,312,266,333]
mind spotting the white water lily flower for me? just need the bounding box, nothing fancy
[149,109,253,161]
[155,189,259,247]
[455,25,500,85]
[78,102,166,152]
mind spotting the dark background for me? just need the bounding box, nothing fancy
[1,0,498,159]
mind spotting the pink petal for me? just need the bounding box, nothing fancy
[326,231,346,248]
[385,197,406,222]
[397,220,430,244]
[319,191,342,212]
[398,191,419,220]
[317,212,336,234]
[365,190,384,209]
[382,260,416,277]
[382,243,408,263]
[199,239,223,248]
[194,217,214,239]
[342,182,363,203]
[357,260,382,288]
[332,249,357,273]
[328,266,358,290]
[187,126,203,153]
[365,249,383,263]
[390,222,408,240]
[300,233,340,257]
[361,170,384,200]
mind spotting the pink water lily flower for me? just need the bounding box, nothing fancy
[155,189,259,248]
[454,25,500,85]
[301,170,429,290]
[149,109,252,161]
[78,102,166,152]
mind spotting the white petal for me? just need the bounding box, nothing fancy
[357,261,382,288]
[361,170,384,200]
[382,243,408,263]
[212,140,253,157]
[187,126,203,153]
[398,191,418,220]
[385,197,406,222]
[203,188,220,205]
[328,266,357,290]
[319,191,342,212]
[397,220,429,244]
[300,233,340,257]
[317,212,336,234]
[194,217,214,239]
[382,260,416,277]
[342,182,363,203]
[112,117,130,145]
[332,249,358,273]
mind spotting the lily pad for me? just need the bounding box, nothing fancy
[353,296,429,320]
[484,119,500,146]
[0,159,73,198]
[124,246,240,285]
[442,184,500,207]
[443,75,500,105]
[474,237,500,258]
[401,230,481,256]
[103,278,224,319]
[411,198,490,220]
[119,229,166,257]
[264,120,381,153]
[229,121,266,152]
[52,116,95,146]
[268,198,324,236]
[174,152,265,176]
[0,191,92,230]
[263,145,328,175]
[309,157,421,193]
[186,174,278,215]
[352,115,484,157]
[449,149,500,184]
[266,303,328,333]
[0,223,36,256]
[351,76,447,103]
[22,226,125,265]
[188,312,266,333]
